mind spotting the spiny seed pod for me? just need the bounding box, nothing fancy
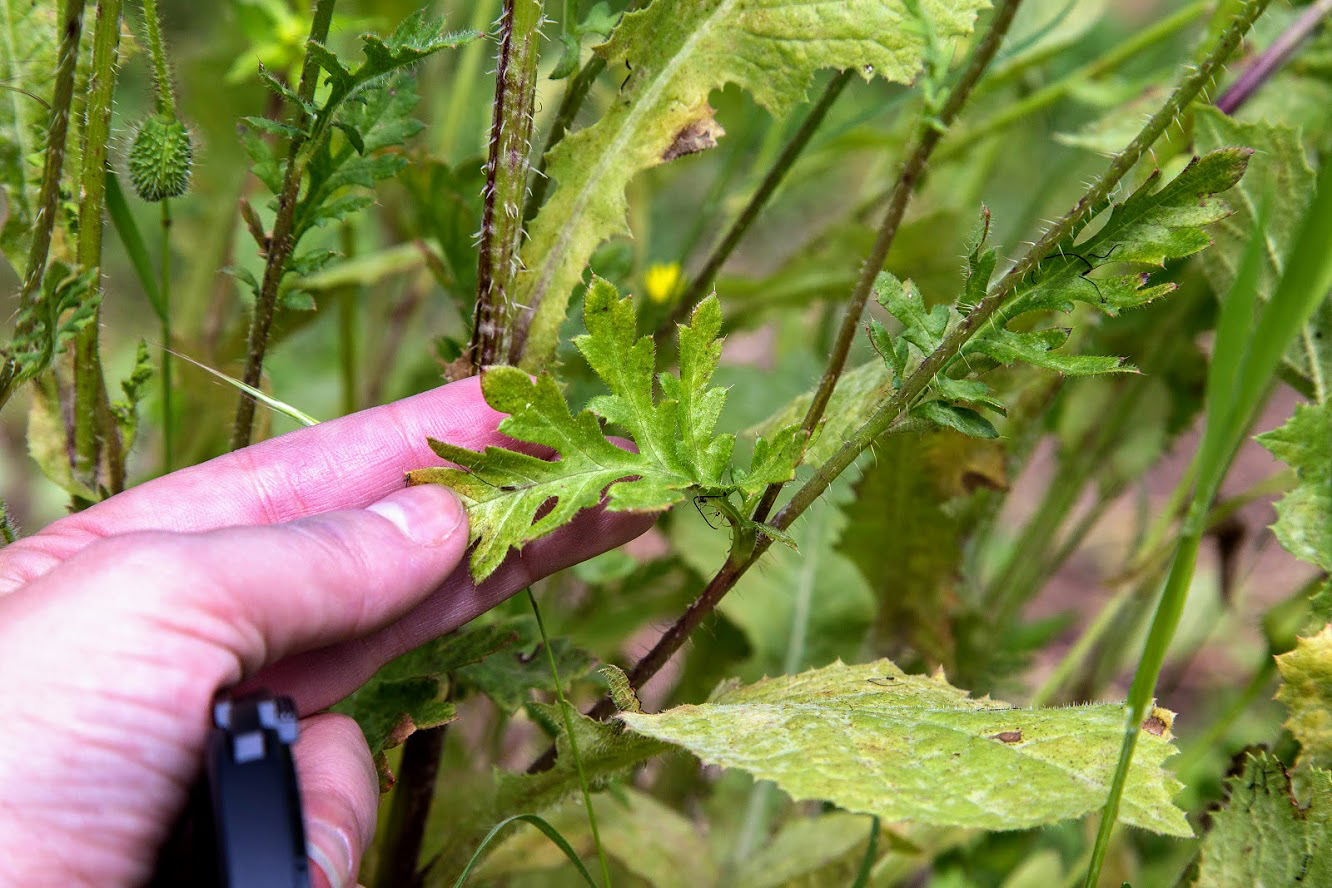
[128,114,193,202]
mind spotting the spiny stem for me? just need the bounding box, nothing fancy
[140,0,175,115]
[0,0,87,409]
[231,0,336,450]
[470,0,544,370]
[751,0,1024,524]
[583,0,1271,735]
[1215,0,1332,114]
[160,199,174,471]
[72,0,125,499]
[659,69,853,339]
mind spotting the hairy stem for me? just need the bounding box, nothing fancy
[470,0,543,370]
[231,0,336,450]
[0,0,87,408]
[660,70,853,337]
[72,0,124,499]
[373,726,446,888]
[140,0,175,115]
[751,0,1024,524]
[1215,0,1332,113]
[160,199,174,471]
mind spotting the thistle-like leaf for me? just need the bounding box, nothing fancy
[1259,401,1332,573]
[515,0,990,369]
[0,0,57,268]
[410,277,804,581]
[619,658,1191,836]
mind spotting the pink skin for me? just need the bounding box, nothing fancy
[0,377,654,888]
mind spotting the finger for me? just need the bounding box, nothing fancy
[1,485,470,701]
[253,504,658,713]
[0,377,516,592]
[294,714,378,888]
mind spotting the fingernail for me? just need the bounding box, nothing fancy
[306,821,355,888]
[366,485,465,547]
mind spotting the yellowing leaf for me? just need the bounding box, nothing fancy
[619,659,1191,836]
[1276,624,1332,772]
[1194,752,1332,888]
[514,0,989,368]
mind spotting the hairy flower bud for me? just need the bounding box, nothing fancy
[127,114,193,202]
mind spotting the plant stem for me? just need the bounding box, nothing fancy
[659,70,852,338]
[231,0,336,450]
[337,223,357,415]
[751,0,1024,524]
[140,0,175,115]
[160,199,173,472]
[528,589,612,888]
[470,0,543,370]
[607,0,1271,725]
[0,0,87,409]
[72,0,125,499]
[1216,0,1332,114]
[373,726,446,888]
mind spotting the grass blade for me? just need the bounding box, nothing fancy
[450,812,600,888]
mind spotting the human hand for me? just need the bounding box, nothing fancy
[0,376,653,888]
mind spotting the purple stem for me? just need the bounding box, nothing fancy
[1217,0,1332,114]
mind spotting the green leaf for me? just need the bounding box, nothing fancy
[1258,402,1332,573]
[1194,108,1330,400]
[911,401,998,439]
[111,340,154,453]
[3,261,100,383]
[457,617,598,714]
[409,279,803,581]
[618,659,1191,836]
[1193,752,1332,887]
[333,624,517,763]
[1276,624,1332,773]
[731,812,890,888]
[515,0,990,369]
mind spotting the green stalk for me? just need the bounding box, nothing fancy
[470,0,543,370]
[751,0,1024,524]
[337,223,357,415]
[159,198,173,471]
[231,0,336,450]
[527,589,612,888]
[1083,118,1332,888]
[71,0,125,499]
[0,0,87,409]
[588,0,1272,722]
[141,0,174,115]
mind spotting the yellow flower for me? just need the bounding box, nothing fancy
[644,262,683,304]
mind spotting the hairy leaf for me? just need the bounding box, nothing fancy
[515,0,989,368]
[1276,624,1332,772]
[1194,108,1331,400]
[111,340,154,453]
[872,149,1248,433]
[1193,752,1332,887]
[456,617,598,714]
[410,278,803,581]
[1258,402,1332,573]
[3,261,99,383]
[619,659,1191,836]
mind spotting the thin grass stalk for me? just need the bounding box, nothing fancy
[0,0,87,408]
[750,0,1024,524]
[231,0,337,450]
[71,0,125,498]
[470,0,543,370]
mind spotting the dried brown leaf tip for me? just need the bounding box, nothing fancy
[1143,709,1173,736]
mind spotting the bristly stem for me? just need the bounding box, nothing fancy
[142,0,175,470]
[0,0,87,409]
[141,0,175,115]
[1215,0,1332,113]
[751,0,1024,524]
[231,0,337,450]
[659,69,853,338]
[469,0,544,370]
[71,0,125,500]
[571,0,1271,739]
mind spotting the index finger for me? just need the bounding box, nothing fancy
[0,377,506,590]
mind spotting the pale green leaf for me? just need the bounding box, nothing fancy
[619,659,1191,836]
[515,0,990,369]
[1258,401,1332,573]
[1193,751,1332,888]
[456,617,598,714]
[0,0,56,268]
[731,812,887,888]
[410,280,802,581]
[1275,624,1332,772]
